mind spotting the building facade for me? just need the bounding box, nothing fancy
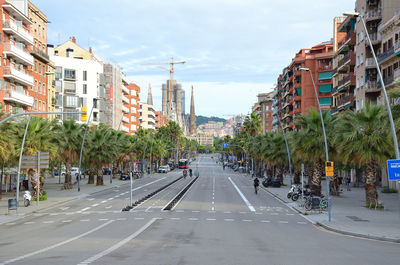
[49,39,105,124]
[274,42,333,131]
[161,79,185,128]
[355,0,400,109]
[139,102,156,130]
[332,16,357,114]
[103,63,124,130]
[127,83,140,134]
[27,1,49,119]
[252,92,274,134]
[155,111,168,129]
[0,0,34,115]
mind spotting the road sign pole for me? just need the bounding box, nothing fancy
[37,152,40,206]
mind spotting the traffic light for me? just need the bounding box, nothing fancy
[325,161,334,177]
[81,107,87,122]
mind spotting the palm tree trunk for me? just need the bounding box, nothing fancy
[311,160,322,196]
[96,166,104,186]
[293,167,300,184]
[88,170,95,184]
[63,163,73,189]
[330,165,339,196]
[308,165,313,186]
[365,162,377,206]
[276,166,283,183]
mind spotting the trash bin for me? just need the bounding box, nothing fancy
[8,198,17,213]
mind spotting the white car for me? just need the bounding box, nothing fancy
[158,165,170,173]
[61,167,80,178]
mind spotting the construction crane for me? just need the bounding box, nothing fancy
[142,57,186,121]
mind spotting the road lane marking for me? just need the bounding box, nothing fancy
[87,198,95,201]
[188,218,198,221]
[98,219,108,221]
[101,200,107,203]
[224,219,234,222]
[117,218,127,221]
[105,206,112,209]
[80,219,90,222]
[77,218,157,265]
[242,219,252,222]
[59,207,70,211]
[192,210,200,213]
[170,218,180,220]
[134,218,144,220]
[279,221,289,224]
[91,204,99,207]
[261,220,271,223]
[24,222,34,225]
[0,220,114,265]
[80,207,91,212]
[297,221,307,224]
[271,213,279,215]
[286,213,294,216]
[228,177,256,212]
[206,218,216,221]
[43,221,54,224]
[62,220,72,223]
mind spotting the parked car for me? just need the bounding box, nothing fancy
[168,162,175,170]
[158,165,170,173]
[61,167,80,178]
[102,168,112,175]
[262,176,281,188]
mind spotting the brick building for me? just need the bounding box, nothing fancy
[251,92,274,134]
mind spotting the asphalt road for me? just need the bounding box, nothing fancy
[0,155,398,265]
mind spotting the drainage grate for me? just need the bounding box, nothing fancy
[346,216,369,222]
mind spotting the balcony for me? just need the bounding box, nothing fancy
[122,105,129,113]
[332,85,339,94]
[365,9,382,22]
[365,80,381,93]
[337,31,356,52]
[3,42,33,66]
[369,32,381,45]
[3,67,34,87]
[121,125,129,133]
[337,94,354,108]
[337,51,354,70]
[2,20,33,45]
[365,58,376,69]
[319,64,333,72]
[337,74,355,89]
[122,85,129,95]
[395,41,400,56]
[3,89,34,106]
[294,95,301,101]
[31,47,50,63]
[122,116,129,123]
[378,46,394,64]
[383,76,394,86]
[122,95,129,104]
[394,68,400,80]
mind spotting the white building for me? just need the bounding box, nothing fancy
[48,44,105,124]
[139,103,156,130]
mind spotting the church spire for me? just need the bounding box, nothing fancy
[147,84,153,105]
[189,86,196,135]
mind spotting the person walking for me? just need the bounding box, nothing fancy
[346,176,351,191]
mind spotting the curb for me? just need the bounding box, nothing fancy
[316,221,400,243]
[257,177,400,244]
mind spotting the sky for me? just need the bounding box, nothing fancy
[35,0,355,118]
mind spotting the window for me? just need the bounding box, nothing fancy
[360,53,363,64]
[64,69,76,80]
[266,105,269,111]
[35,80,38,92]
[83,71,87,81]
[0,79,2,90]
[83,84,87,94]
[64,96,78,108]
[43,84,45,95]
[39,63,41,74]
[64,82,76,93]
[39,82,41,93]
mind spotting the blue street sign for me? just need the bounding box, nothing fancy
[222,143,227,148]
[246,157,248,160]
[387,159,400,181]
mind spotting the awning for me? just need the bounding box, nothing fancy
[318,72,333,81]
[296,88,301,96]
[319,97,332,106]
[319,84,332,93]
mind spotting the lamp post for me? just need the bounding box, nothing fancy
[274,113,293,185]
[300,67,331,222]
[16,71,54,209]
[343,11,400,160]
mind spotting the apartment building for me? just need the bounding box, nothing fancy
[127,83,140,134]
[139,102,156,130]
[27,1,49,119]
[252,92,274,134]
[104,63,124,130]
[355,0,400,109]
[377,9,400,103]
[332,16,357,114]
[155,111,168,129]
[0,0,34,115]
[48,38,105,124]
[274,42,333,131]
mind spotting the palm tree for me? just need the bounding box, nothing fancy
[243,113,262,137]
[265,132,289,182]
[53,120,82,189]
[334,104,392,205]
[292,109,333,195]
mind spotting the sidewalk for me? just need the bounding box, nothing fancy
[0,175,130,224]
[263,174,400,243]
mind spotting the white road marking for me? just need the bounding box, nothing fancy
[0,220,114,265]
[6,223,16,226]
[271,213,279,215]
[50,213,59,216]
[117,218,127,221]
[170,218,180,220]
[255,212,263,215]
[228,177,255,212]
[297,221,307,224]
[286,213,294,216]
[206,218,216,221]
[192,210,200,213]
[87,198,95,201]
[224,219,234,222]
[24,222,34,225]
[208,211,216,213]
[59,207,70,211]
[242,219,252,222]
[101,200,107,203]
[62,220,72,223]
[134,217,144,220]
[98,219,108,221]
[188,218,198,221]
[77,218,157,265]
[211,207,215,211]
[261,220,271,223]
[91,204,99,207]
[239,212,247,214]
[43,221,54,224]
[105,206,112,209]
[80,219,90,222]
[279,221,289,224]
[107,198,113,201]
[80,207,91,212]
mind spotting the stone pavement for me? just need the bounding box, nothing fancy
[260,174,400,243]
[0,174,130,224]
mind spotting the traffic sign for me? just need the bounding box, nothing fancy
[387,159,400,181]
[222,143,227,148]
[325,161,334,177]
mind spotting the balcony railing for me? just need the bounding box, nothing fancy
[2,19,33,45]
[394,68,400,80]
[122,85,129,95]
[122,105,129,113]
[31,46,50,63]
[338,75,350,87]
[122,116,129,123]
[319,64,333,71]
[365,58,376,68]
[395,41,400,54]
[332,85,339,94]
[378,46,394,63]
[369,32,381,44]
[337,94,354,107]
[3,89,34,106]
[384,76,394,86]
[3,42,33,66]
[365,80,381,92]
[122,95,129,104]
[3,66,34,87]
[337,52,351,69]
[366,9,382,21]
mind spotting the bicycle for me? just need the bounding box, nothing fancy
[254,184,259,194]
[304,194,327,211]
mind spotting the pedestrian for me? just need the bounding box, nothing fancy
[338,176,343,192]
[346,176,351,191]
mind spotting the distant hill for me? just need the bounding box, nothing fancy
[196,115,226,126]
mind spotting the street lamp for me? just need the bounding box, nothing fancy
[274,113,293,185]
[16,71,55,209]
[343,11,400,160]
[300,67,331,222]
